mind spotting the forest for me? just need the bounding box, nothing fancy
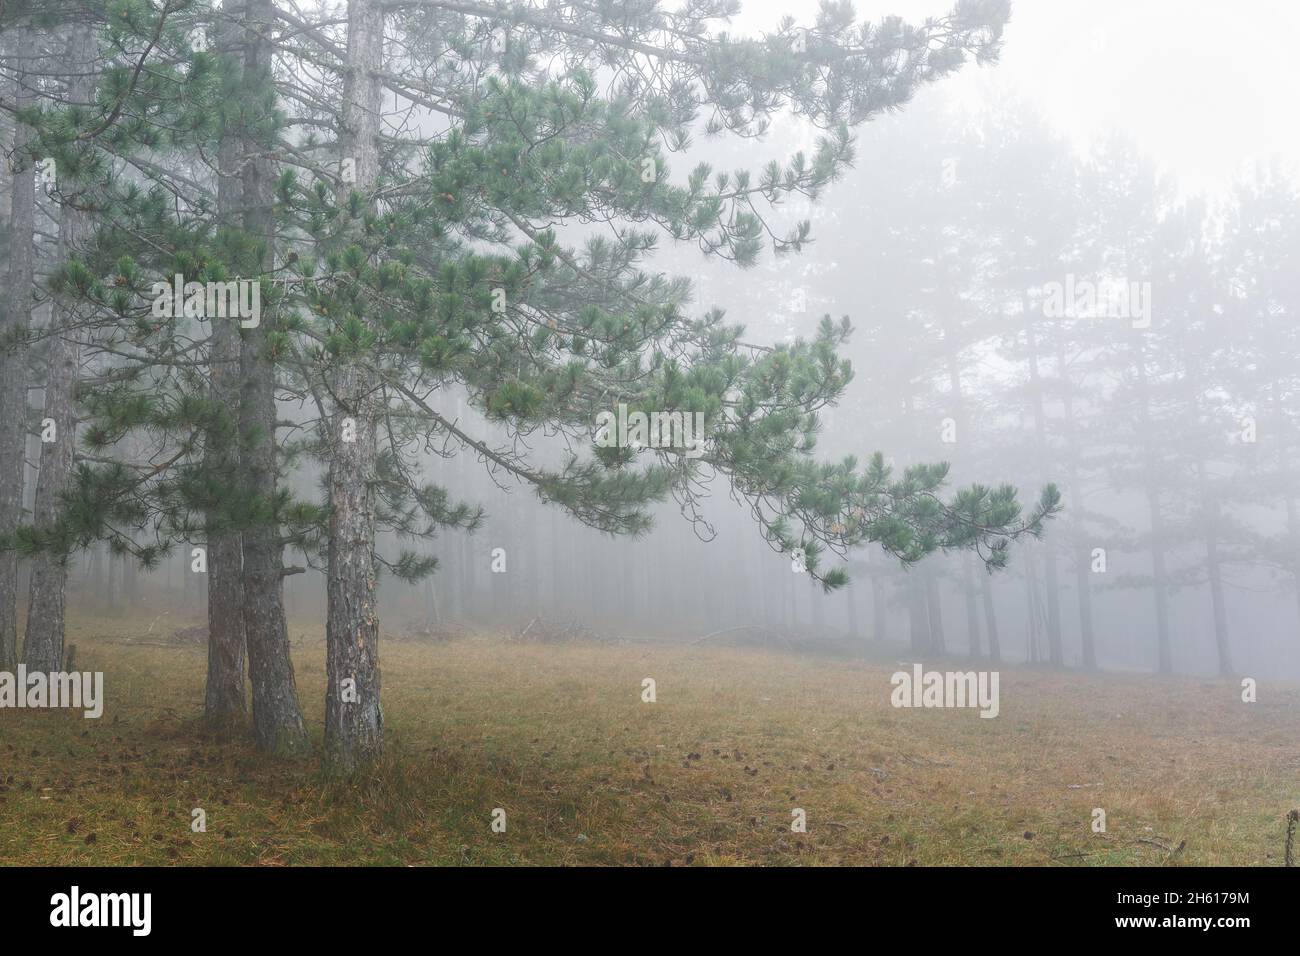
[0,0,1296,880]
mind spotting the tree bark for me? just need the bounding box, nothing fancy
[325,365,383,768]
[324,0,386,769]
[239,0,309,754]
[203,4,249,730]
[24,21,96,673]
[0,22,36,671]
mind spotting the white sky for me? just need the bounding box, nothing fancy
[737,0,1300,196]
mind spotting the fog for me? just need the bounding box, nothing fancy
[37,0,1299,681]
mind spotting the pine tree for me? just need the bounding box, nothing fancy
[4,0,1060,771]
[0,15,38,671]
[1222,167,1300,647]
[275,0,1054,765]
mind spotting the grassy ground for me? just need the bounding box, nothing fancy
[1,614,1296,866]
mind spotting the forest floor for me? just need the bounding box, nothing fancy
[1,614,1296,866]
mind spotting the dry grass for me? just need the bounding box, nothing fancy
[1,614,1296,866]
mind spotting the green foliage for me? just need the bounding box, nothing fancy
[8,0,1059,590]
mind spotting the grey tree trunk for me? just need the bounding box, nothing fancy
[925,574,946,655]
[961,553,982,658]
[845,582,860,639]
[1022,314,1063,667]
[325,365,383,768]
[203,7,248,729]
[979,567,1001,663]
[1199,465,1233,677]
[908,573,929,656]
[809,578,825,632]
[1055,338,1096,670]
[1286,492,1300,646]
[24,21,96,673]
[870,570,885,643]
[1073,543,1096,669]
[0,23,36,671]
[238,0,308,754]
[324,0,385,769]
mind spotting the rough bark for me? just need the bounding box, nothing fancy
[325,365,383,768]
[24,21,95,673]
[0,23,36,671]
[203,7,249,728]
[324,0,385,769]
[239,0,308,754]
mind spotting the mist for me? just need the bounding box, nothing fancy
[1,0,1296,896]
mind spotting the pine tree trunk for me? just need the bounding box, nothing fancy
[1286,492,1300,647]
[103,545,117,610]
[925,574,946,655]
[845,582,860,639]
[124,546,139,604]
[325,364,382,768]
[324,0,386,769]
[908,574,929,656]
[204,9,249,728]
[962,553,982,658]
[1199,467,1233,677]
[1146,491,1173,673]
[1135,356,1172,673]
[24,21,96,673]
[1041,542,1063,666]
[0,24,36,671]
[463,531,477,619]
[239,0,308,755]
[868,548,889,639]
[87,544,103,611]
[1055,338,1096,669]
[980,567,1001,663]
[1074,544,1096,669]
[1022,315,1063,667]
[1205,533,1232,678]
[810,579,825,633]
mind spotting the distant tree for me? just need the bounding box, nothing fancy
[1220,167,1300,653]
